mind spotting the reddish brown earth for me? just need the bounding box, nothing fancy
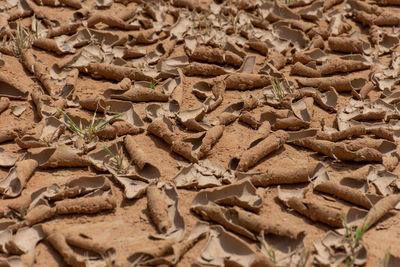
[1,0,400,266]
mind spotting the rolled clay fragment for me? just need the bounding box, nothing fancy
[272,117,310,131]
[55,195,116,214]
[182,62,227,76]
[296,76,364,91]
[87,14,139,30]
[34,62,57,95]
[361,194,400,229]
[189,46,225,64]
[172,0,201,11]
[316,126,367,141]
[359,81,374,99]
[109,88,169,102]
[33,38,69,55]
[353,9,400,26]
[66,234,114,255]
[323,0,344,11]
[230,207,304,240]
[248,166,312,186]
[328,36,369,54]
[20,49,35,74]
[46,232,86,267]
[0,129,17,144]
[247,40,268,56]
[47,23,80,38]
[319,58,370,75]
[225,51,243,67]
[225,73,270,90]
[290,62,321,77]
[0,72,29,100]
[86,63,152,82]
[239,112,261,129]
[147,119,176,145]
[0,159,38,198]
[146,184,171,233]
[124,135,147,169]
[0,97,10,114]
[237,130,289,172]
[171,140,198,163]
[59,0,82,8]
[268,51,287,70]
[25,205,56,226]
[198,125,224,159]
[314,181,372,209]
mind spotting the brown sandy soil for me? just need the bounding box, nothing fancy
[1,0,400,266]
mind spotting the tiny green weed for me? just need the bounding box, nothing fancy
[57,108,123,142]
[103,145,125,172]
[343,216,370,267]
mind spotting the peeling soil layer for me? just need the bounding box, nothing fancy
[1,0,400,266]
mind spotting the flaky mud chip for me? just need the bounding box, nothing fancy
[0,159,38,198]
[0,148,18,167]
[225,73,270,90]
[182,62,227,76]
[86,62,153,82]
[5,224,45,255]
[192,180,262,212]
[0,97,10,114]
[0,72,29,100]
[235,130,289,172]
[312,164,374,209]
[147,183,172,234]
[173,160,233,188]
[27,145,91,168]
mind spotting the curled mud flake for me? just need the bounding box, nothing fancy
[298,1,323,21]
[293,48,327,65]
[316,126,367,142]
[147,118,177,145]
[27,145,91,168]
[272,116,310,131]
[0,148,18,167]
[290,62,321,78]
[47,23,80,38]
[34,62,59,96]
[182,62,227,76]
[0,128,17,144]
[55,195,116,214]
[147,184,171,234]
[238,161,316,187]
[359,194,400,230]
[86,62,153,82]
[323,0,344,11]
[87,12,139,30]
[296,76,366,92]
[267,0,301,22]
[33,38,73,55]
[236,130,289,172]
[198,125,225,159]
[225,73,270,90]
[0,159,38,198]
[173,160,232,189]
[6,224,45,255]
[247,40,268,56]
[319,58,370,76]
[0,97,10,114]
[192,180,262,212]
[189,46,225,64]
[0,72,29,100]
[171,139,198,163]
[108,87,169,102]
[124,135,150,170]
[25,205,57,226]
[328,36,371,54]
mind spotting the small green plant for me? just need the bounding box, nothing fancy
[103,145,125,172]
[257,233,276,263]
[342,216,370,267]
[272,78,284,102]
[57,108,123,142]
[10,20,37,55]
[150,79,159,89]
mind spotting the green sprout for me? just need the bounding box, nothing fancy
[150,79,159,89]
[103,145,125,172]
[343,216,370,267]
[257,233,276,263]
[10,20,37,55]
[57,108,123,142]
[272,78,284,102]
